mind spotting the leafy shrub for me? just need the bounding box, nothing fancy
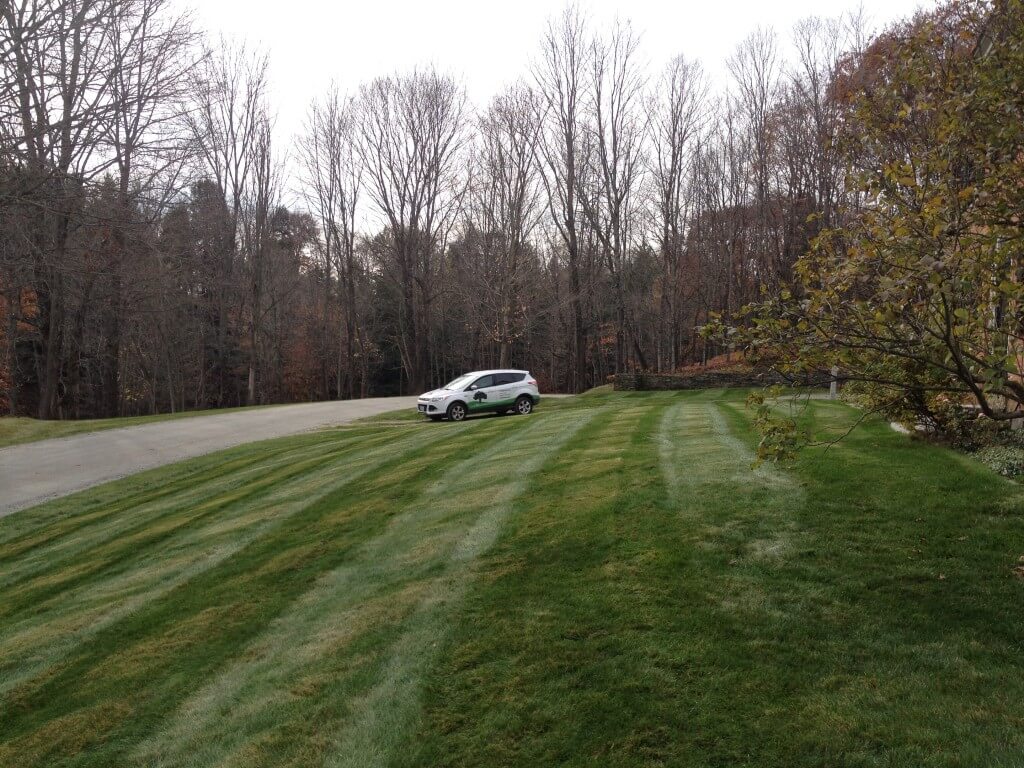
[975,446,1024,478]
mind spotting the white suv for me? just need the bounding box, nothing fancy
[417,370,540,422]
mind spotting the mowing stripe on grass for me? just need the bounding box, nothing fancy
[0,437,388,616]
[657,397,794,494]
[133,409,598,768]
[0,431,381,590]
[0,430,372,552]
[402,396,670,766]
[324,409,598,768]
[660,397,805,561]
[0,424,453,699]
[658,395,808,626]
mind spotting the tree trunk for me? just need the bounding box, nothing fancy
[102,271,122,417]
[36,280,64,421]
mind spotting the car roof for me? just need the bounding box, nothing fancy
[461,369,529,376]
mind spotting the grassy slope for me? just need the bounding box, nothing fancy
[0,404,284,449]
[1,391,1023,767]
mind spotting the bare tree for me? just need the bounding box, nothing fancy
[299,86,365,398]
[533,5,591,392]
[465,84,545,367]
[185,38,269,405]
[238,111,285,405]
[691,95,752,341]
[650,54,708,369]
[582,18,648,373]
[787,16,845,227]
[99,0,195,415]
[728,28,781,281]
[356,69,467,393]
[1,0,124,418]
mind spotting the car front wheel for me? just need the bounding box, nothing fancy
[447,402,467,422]
[515,396,533,415]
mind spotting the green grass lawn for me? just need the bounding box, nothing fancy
[0,404,285,449]
[2,390,1023,767]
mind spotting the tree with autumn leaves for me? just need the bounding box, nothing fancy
[717,0,1024,457]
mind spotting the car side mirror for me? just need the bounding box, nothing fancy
[467,384,477,391]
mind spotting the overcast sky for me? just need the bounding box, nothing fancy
[180,0,930,144]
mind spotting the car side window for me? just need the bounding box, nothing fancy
[467,375,494,390]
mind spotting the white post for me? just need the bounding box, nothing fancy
[829,366,839,400]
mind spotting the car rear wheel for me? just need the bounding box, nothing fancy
[515,396,533,415]
[447,402,467,422]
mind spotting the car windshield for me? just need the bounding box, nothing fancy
[442,374,474,390]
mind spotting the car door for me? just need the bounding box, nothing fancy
[493,373,519,408]
[465,374,496,412]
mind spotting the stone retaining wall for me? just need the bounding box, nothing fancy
[610,369,791,391]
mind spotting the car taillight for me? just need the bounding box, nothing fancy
[528,379,537,387]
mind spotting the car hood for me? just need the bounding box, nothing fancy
[419,388,451,398]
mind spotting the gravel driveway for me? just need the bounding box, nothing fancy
[0,397,417,518]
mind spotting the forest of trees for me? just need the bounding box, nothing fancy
[0,0,993,419]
